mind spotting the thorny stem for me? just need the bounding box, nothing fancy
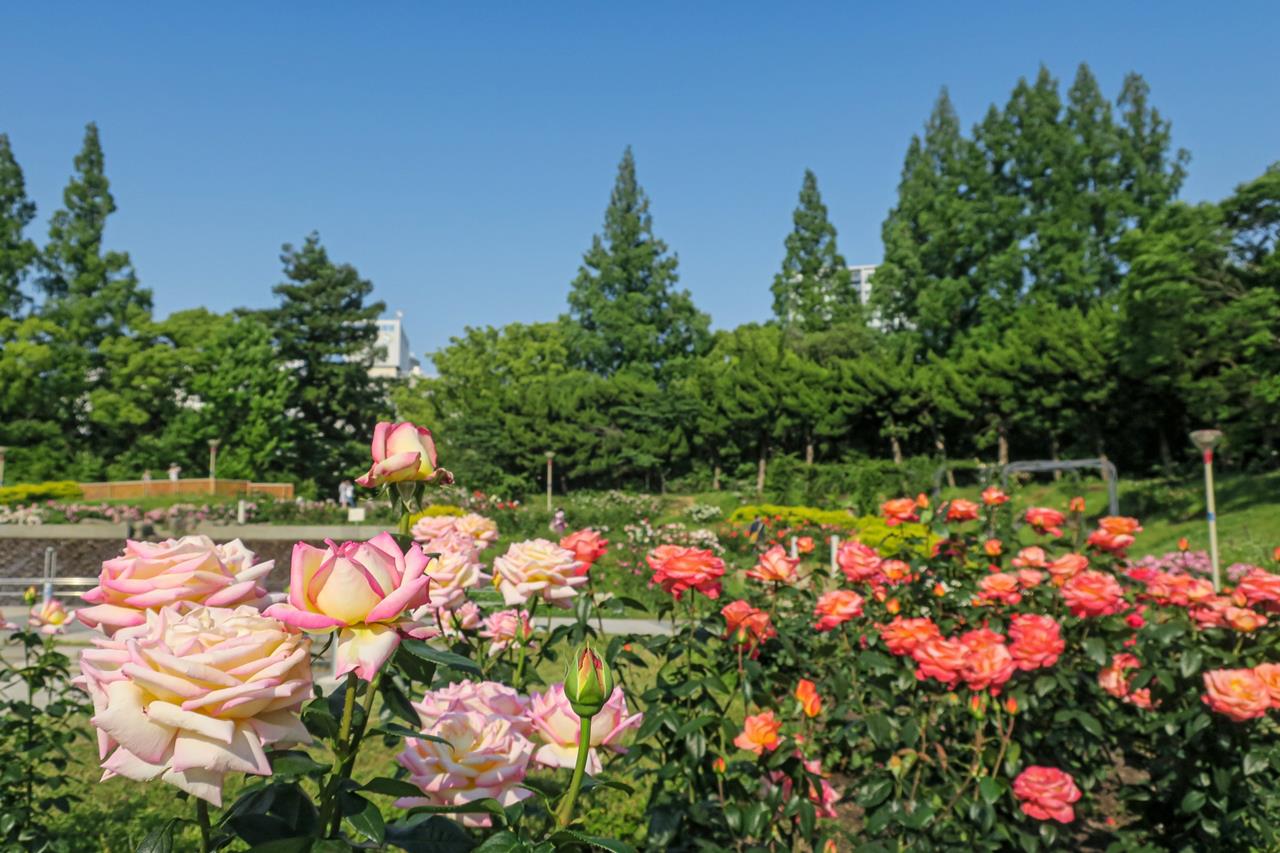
[555,716,594,827]
[943,720,988,815]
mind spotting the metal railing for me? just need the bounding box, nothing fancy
[0,548,98,602]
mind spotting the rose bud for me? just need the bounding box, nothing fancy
[564,642,614,718]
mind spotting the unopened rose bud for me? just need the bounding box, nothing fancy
[1178,537,1190,552]
[933,583,946,598]
[23,586,38,606]
[915,493,930,509]
[886,598,901,615]
[968,693,987,719]
[1069,496,1086,513]
[1003,696,1018,715]
[712,756,726,774]
[563,642,614,718]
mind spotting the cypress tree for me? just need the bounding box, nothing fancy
[0,134,37,318]
[770,169,858,331]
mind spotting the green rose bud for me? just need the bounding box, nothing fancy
[563,642,614,718]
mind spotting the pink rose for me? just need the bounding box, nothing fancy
[747,545,801,584]
[1007,614,1064,671]
[527,683,642,774]
[493,539,587,607]
[395,711,533,826]
[1202,668,1271,722]
[29,598,75,635]
[264,533,433,680]
[421,544,489,611]
[77,605,312,806]
[480,609,534,657]
[1024,508,1066,538]
[1060,570,1126,618]
[813,590,864,632]
[78,536,273,635]
[411,515,459,543]
[413,680,531,735]
[355,421,451,488]
[1013,766,1082,823]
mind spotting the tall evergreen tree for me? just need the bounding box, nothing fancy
[566,147,709,383]
[0,134,37,318]
[38,122,151,346]
[770,169,858,331]
[271,233,386,492]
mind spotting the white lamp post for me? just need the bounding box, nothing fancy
[208,439,222,494]
[545,451,555,512]
[1190,430,1224,591]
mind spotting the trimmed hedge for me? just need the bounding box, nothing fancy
[0,481,83,505]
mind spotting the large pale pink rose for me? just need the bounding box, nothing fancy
[527,683,642,774]
[395,711,533,827]
[421,544,489,611]
[411,514,459,543]
[414,680,531,735]
[78,536,273,635]
[479,608,534,657]
[355,421,451,488]
[76,605,312,806]
[492,539,586,608]
[264,533,432,680]
[454,513,499,550]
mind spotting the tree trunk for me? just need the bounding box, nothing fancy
[888,417,904,466]
[934,429,956,488]
[997,423,1010,467]
[756,441,768,497]
[1158,429,1173,475]
[712,463,722,491]
[805,431,815,466]
[659,469,666,495]
[1050,437,1061,481]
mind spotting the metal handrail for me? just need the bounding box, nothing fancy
[0,548,99,601]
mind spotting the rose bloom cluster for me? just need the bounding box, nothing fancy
[411,511,500,552]
[1202,665,1280,722]
[396,679,642,824]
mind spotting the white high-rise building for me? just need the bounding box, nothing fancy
[369,312,418,379]
[849,264,877,305]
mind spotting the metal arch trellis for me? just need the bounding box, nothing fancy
[1001,458,1120,516]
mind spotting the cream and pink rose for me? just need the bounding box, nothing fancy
[77,605,312,806]
[264,533,432,680]
[355,421,450,488]
[78,536,273,635]
[413,680,531,735]
[527,683,642,774]
[480,608,534,657]
[493,539,586,608]
[395,711,533,826]
[30,598,75,634]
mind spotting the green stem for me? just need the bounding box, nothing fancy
[555,715,594,827]
[327,673,381,837]
[196,799,211,853]
[317,672,359,834]
[398,510,412,537]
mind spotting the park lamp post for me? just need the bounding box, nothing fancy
[208,439,222,493]
[0,446,7,487]
[545,451,555,512]
[1190,429,1224,591]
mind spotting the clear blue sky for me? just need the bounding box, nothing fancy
[3,3,1277,362]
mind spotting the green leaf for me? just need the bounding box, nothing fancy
[548,829,638,853]
[580,775,636,796]
[400,639,482,675]
[268,750,330,778]
[1180,789,1206,814]
[340,792,385,844]
[385,814,476,853]
[978,776,1004,804]
[245,840,313,853]
[866,713,893,747]
[473,831,526,853]
[673,714,718,739]
[1082,637,1107,667]
[362,777,425,798]
[406,798,507,826]
[859,777,894,809]
[1074,711,1103,738]
[1180,648,1203,678]
[1244,750,1269,776]
[393,644,439,684]
[137,818,184,853]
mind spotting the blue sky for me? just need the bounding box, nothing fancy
[3,3,1277,361]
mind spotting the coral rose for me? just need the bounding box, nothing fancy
[1236,569,1280,610]
[1202,669,1271,722]
[1047,553,1089,586]
[1013,766,1082,823]
[734,710,782,755]
[1007,614,1065,671]
[946,499,980,522]
[560,528,609,575]
[395,711,533,826]
[961,641,1016,693]
[1098,516,1143,537]
[813,589,864,632]
[879,616,941,656]
[527,684,642,773]
[1060,570,1125,618]
[1098,653,1141,700]
[795,679,822,717]
[1025,507,1066,538]
[912,637,968,687]
[983,538,1003,557]
[78,536,273,635]
[795,536,815,554]
[1088,527,1136,554]
[837,541,883,584]
[77,605,312,805]
[722,600,776,650]
[264,533,432,680]
[982,487,1010,506]
[747,544,801,584]
[1012,546,1048,569]
[1226,606,1268,632]
[979,573,1022,606]
[355,420,450,488]
[646,544,725,601]
[493,539,587,608]
[1252,663,1280,707]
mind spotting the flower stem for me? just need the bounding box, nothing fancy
[325,673,381,837]
[318,672,360,835]
[196,799,211,853]
[555,715,594,827]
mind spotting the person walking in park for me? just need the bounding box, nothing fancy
[550,507,567,534]
[167,464,181,482]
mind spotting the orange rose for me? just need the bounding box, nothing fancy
[979,573,1021,606]
[1252,663,1280,707]
[1007,614,1064,671]
[1226,606,1268,633]
[647,545,724,600]
[1177,537,1190,552]
[813,589,864,632]
[881,498,919,527]
[560,529,609,574]
[1068,496,1086,513]
[1060,570,1126,618]
[795,536,815,554]
[1098,652,1141,700]
[746,545,800,584]
[734,710,782,755]
[880,559,912,585]
[1202,669,1271,722]
[721,600,776,650]
[795,679,822,718]
[879,616,941,656]
[962,641,1015,692]
[983,538,1003,557]
[1098,516,1143,536]
[1047,553,1089,586]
